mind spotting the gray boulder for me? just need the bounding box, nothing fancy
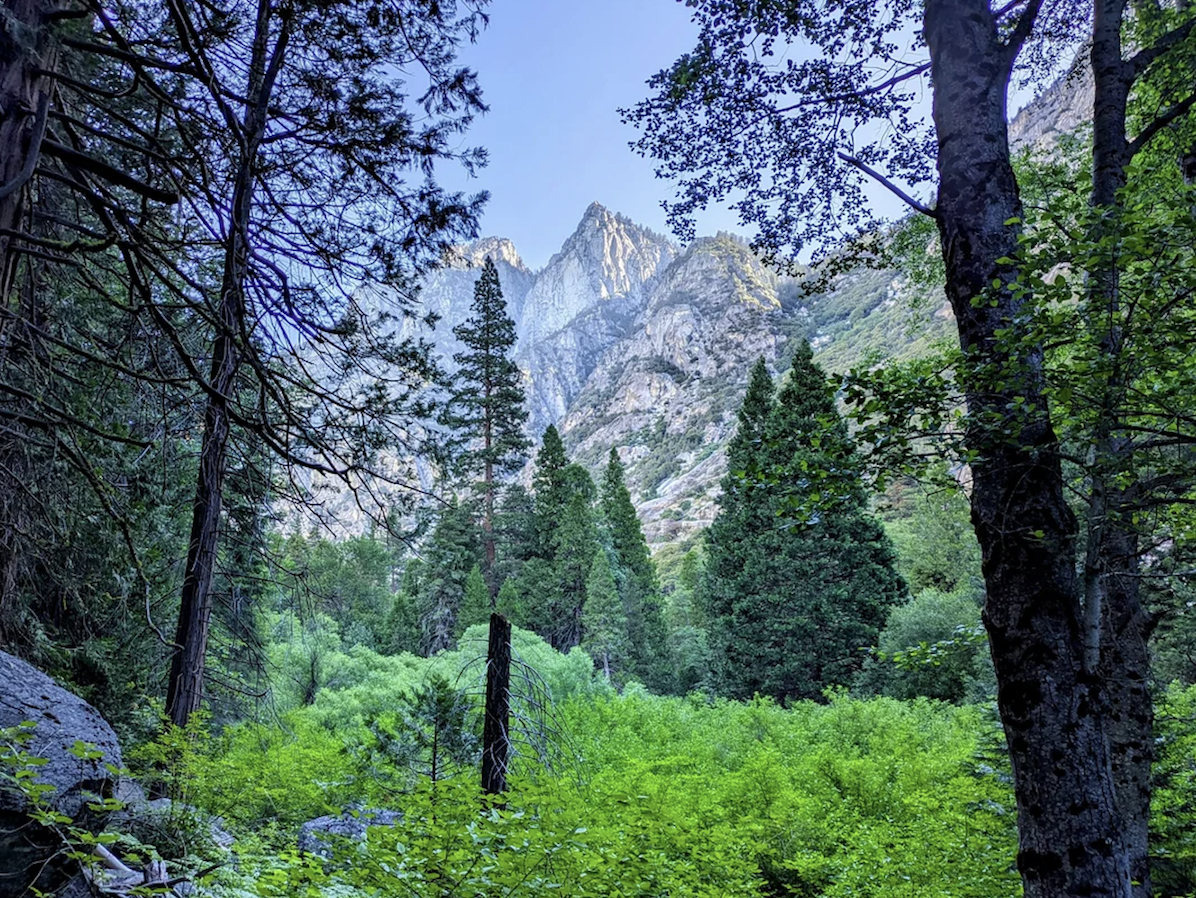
[298,808,402,858]
[0,650,123,898]
[0,650,123,817]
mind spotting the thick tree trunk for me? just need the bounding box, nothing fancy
[925,4,1131,897]
[481,612,511,795]
[0,0,56,306]
[164,0,285,730]
[1087,8,1153,895]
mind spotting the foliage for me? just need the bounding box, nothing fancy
[856,589,990,703]
[581,550,628,682]
[416,501,481,655]
[456,565,492,637]
[705,346,907,701]
[599,449,673,692]
[256,775,767,898]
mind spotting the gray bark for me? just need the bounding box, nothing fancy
[925,3,1132,897]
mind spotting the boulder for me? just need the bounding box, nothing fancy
[0,650,123,898]
[298,808,402,858]
[0,650,123,817]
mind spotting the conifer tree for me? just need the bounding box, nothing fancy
[455,565,491,637]
[705,346,905,700]
[532,425,570,558]
[550,466,600,650]
[385,562,423,655]
[600,448,674,692]
[440,258,530,594]
[416,502,480,655]
[582,550,627,682]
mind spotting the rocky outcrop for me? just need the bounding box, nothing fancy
[0,651,123,898]
[0,651,122,818]
[298,808,403,858]
[1009,62,1093,150]
[516,202,675,346]
[560,236,789,542]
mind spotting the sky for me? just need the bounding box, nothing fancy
[445,0,746,270]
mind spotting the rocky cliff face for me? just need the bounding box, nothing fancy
[403,212,941,545]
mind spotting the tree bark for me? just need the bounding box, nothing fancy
[1087,7,1153,895]
[164,0,287,730]
[0,0,57,306]
[925,3,1132,897]
[481,612,511,795]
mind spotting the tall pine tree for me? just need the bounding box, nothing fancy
[440,258,529,595]
[582,549,627,682]
[704,348,905,700]
[600,448,674,693]
[531,425,570,559]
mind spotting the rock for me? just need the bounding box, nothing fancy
[0,650,123,817]
[298,808,403,858]
[110,797,235,858]
[0,650,123,898]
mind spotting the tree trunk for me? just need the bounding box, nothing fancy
[0,0,56,306]
[1087,7,1153,895]
[481,612,511,795]
[925,4,1131,897]
[164,0,286,730]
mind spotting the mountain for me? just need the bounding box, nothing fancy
[318,64,1084,544]
[395,211,947,545]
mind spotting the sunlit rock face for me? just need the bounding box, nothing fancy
[516,202,675,347]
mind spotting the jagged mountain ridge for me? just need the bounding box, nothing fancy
[396,207,948,545]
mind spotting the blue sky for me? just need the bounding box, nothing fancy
[448,0,745,269]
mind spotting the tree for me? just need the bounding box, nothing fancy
[629,3,1196,894]
[549,468,599,651]
[455,565,491,638]
[582,550,626,682]
[531,425,570,559]
[599,448,673,692]
[416,502,480,655]
[440,257,530,595]
[704,344,905,701]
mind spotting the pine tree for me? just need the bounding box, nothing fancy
[456,565,491,638]
[704,345,905,701]
[386,560,424,655]
[415,502,480,655]
[582,550,627,682]
[550,467,599,650]
[494,484,538,585]
[600,448,674,692]
[440,258,530,594]
[532,425,570,559]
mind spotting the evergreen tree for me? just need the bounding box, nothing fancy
[386,560,423,655]
[582,550,628,682]
[600,448,674,693]
[494,484,538,585]
[415,502,480,655]
[704,345,905,701]
[532,425,570,558]
[551,468,600,651]
[440,258,530,594]
[455,565,491,637]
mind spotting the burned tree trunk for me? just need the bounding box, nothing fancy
[481,612,511,795]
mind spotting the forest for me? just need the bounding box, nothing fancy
[4,2,1196,898]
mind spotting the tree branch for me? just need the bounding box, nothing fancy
[1128,17,1196,80]
[40,139,178,204]
[838,153,936,217]
[1127,90,1196,158]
